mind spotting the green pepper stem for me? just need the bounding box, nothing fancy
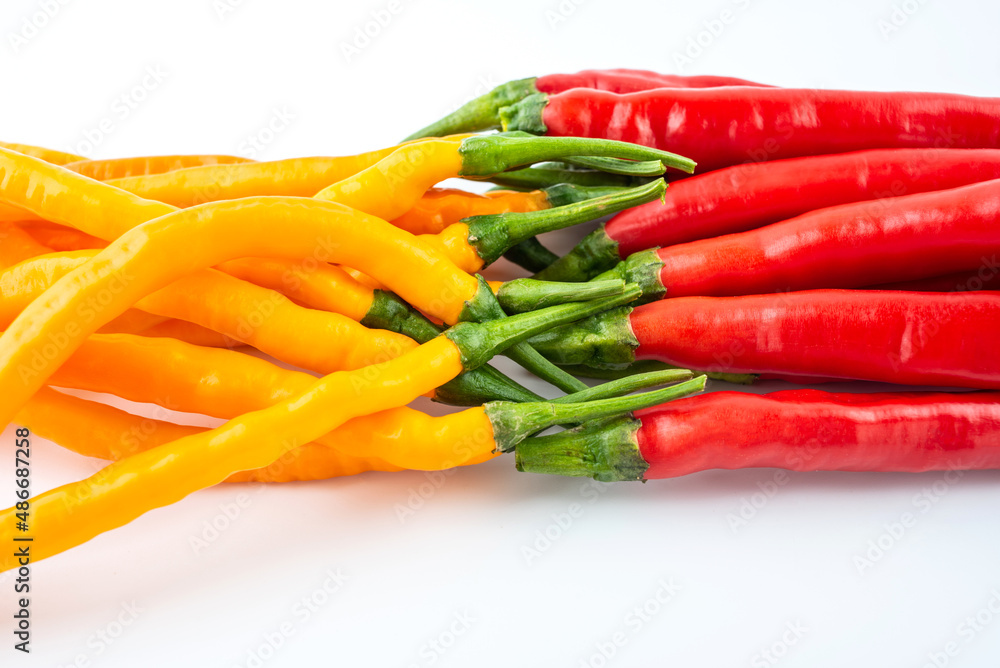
[432,363,544,406]
[533,225,620,282]
[551,368,693,403]
[467,180,667,265]
[449,284,642,371]
[497,278,625,313]
[458,134,696,177]
[487,166,647,191]
[514,416,648,482]
[542,184,629,208]
[501,238,559,273]
[560,157,666,177]
[487,375,706,452]
[402,78,539,141]
[505,343,588,393]
[561,360,759,385]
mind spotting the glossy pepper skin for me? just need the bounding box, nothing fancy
[105,146,412,207]
[639,391,1000,478]
[0,141,83,165]
[531,290,1000,389]
[604,148,1000,261]
[649,178,1000,298]
[503,87,1000,172]
[631,291,1000,388]
[517,391,1000,481]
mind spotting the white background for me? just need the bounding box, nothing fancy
[2,0,1000,666]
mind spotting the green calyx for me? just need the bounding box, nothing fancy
[499,92,549,134]
[515,416,648,482]
[486,375,706,453]
[528,305,638,368]
[465,179,666,266]
[499,97,697,174]
[497,278,625,314]
[457,133,694,177]
[362,290,541,405]
[561,359,759,385]
[502,238,559,273]
[593,249,667,303]
[488,165,652,191]
[448,281,642,373]
[362,290,441,342]
[432,364,543,406]
[533,225,621,282]
[403,78,540,141]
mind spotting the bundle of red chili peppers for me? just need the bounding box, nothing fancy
[2,67,1000,570]
[409,68,1000,482]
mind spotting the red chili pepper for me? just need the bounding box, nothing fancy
[529,290,1000,388]
[581,178,1000,301]
[499,87,1000,172]
[539,148,1000,281]
[515,390,1000,481]
[405,70,770,139]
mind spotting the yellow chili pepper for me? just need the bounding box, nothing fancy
[313,133,683,222]
[4,251,418,373]
[0,141,84,165]
[0,147,174,238]
[105,145,421,208]
[18,387,404,482]
[41,332,464,469]
[38,330,491,469]
[99,136,464,208]
[63,154,254,181]
[220,257,374,323]
[0,251,169,334]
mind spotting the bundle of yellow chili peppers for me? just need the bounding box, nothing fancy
[0,133,702,569]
